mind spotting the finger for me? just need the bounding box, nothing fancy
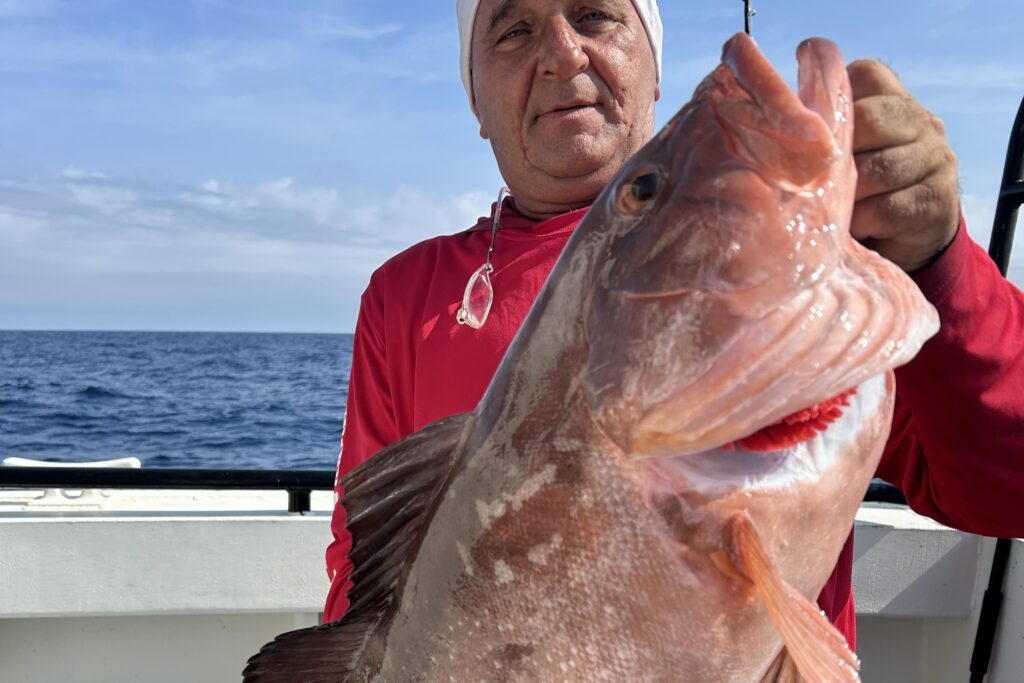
[850,189,940,271]
[852,96,924,153]
[851,186,910,241]
[849,176,952,243]
[847,60,908,100]
[853,141,934,201]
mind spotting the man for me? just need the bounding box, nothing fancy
[325,0,1024,655]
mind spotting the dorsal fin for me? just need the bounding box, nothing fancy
[242,413,474,682]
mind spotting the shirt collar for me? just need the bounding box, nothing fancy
[467,197,591,237]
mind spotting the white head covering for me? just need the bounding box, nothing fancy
[456,0,662,107]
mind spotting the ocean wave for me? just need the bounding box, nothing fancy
[0,398,35,409]
[40,412,103,427]
[0,379,35,391]
[76,386,133,401]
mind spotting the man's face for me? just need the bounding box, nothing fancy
[471,0,659,218]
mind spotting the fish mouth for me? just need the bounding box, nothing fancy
[651,374,886,494]
[721,388,857,452]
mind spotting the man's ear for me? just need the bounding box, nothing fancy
[471,96,489,140]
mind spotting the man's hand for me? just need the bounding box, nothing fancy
[848,60,960,273]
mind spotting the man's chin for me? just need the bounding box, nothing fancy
[526,144,624,185]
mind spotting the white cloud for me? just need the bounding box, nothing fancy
[0,167,494,330]
[0,167,490,281]
[61,165,105,179]
[66,183,137,213]
[960,191,997,248]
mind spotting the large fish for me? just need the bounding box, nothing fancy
[244,34,938,682]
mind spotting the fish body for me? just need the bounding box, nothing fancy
[245,34,938,683]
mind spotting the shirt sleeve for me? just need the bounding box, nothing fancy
[877,218,1024,537]
[323,272,401,622]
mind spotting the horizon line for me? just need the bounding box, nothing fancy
[0,328,355,336]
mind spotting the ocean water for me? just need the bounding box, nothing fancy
[0,331,352,470]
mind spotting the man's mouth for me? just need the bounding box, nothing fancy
[538,102,599,120]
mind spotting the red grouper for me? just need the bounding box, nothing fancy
[244,34,939,683]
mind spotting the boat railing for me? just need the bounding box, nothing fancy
[0,465,904,512]
[0,466,335,513]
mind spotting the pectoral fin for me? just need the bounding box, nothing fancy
[730,514,860,683]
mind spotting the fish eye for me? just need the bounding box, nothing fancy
[631,172,659,201]
[616,169,661,214]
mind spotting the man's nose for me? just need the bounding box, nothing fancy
[537,16,589,79]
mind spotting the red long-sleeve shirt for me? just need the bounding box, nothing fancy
[323,203,1024,652]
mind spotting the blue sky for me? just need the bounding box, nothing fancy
[1,0,1022,333]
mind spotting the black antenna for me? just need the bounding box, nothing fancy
[744,0,755,35]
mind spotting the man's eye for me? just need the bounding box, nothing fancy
[498,24,529,43]
[579,11,609,22]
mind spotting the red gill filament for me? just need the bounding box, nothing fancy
[723,388,857,452]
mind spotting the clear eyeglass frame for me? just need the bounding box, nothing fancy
[456,187,510,330]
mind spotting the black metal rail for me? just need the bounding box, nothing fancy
[988,95,1024,275]
[0,467,335,513]
[0,466,906,511]
[969,93,1024,683]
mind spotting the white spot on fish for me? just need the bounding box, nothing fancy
[476,498,507,528]
[494,559,514,585]
[456,541,474,576]
[509,464,557,510]
[527,533,563,566]
[476,466,556,530]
